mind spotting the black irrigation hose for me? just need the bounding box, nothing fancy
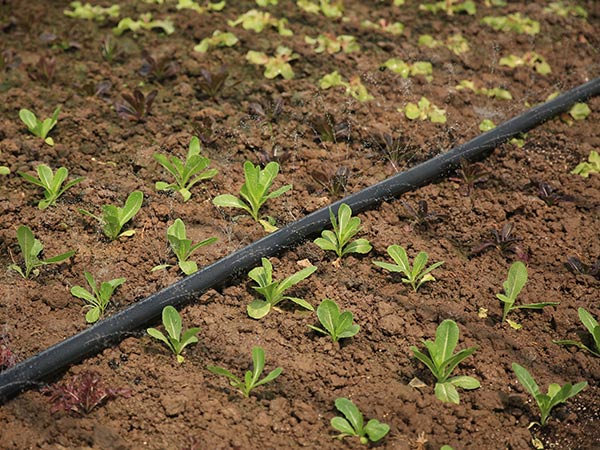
[1,77,599,402]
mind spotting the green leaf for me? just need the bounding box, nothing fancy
[212,194,251,213]
[315,299,340,337]
[162,305,182,341]
[147,327,170,347]
[207,365,241,384]
[448,375,480,390]
[285,296,314,311]
[247,299,271,319]
[334,398,363,434]
[19,109,38,131]
[331,417,356,436]
[277,265,317,293]
[364,419,390,442]
[179,260,198,275]
[435,381,460,404]
[434,319,459,368]
[85,307,101,323]
[120,191,144,226]
[512,363,540,397]
[70,286,96,303]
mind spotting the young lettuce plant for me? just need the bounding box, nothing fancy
[228,9,292,35]
[63,1,120,21]
[212,161,291,231]
[410,319,480,404]
[554,308,600,357]
[403,97,446,123]
[79,191,143,240]
[319,71,374,102]
[247,258,316,319]
[373,244,444,292]
[308,299,360,342]
[512,363,587,426]
[314,203,372,264]
[151,218,217,275]
[331,397,390,444]
[113,13,175,36]
[18,164,84,209]
[246,46,299,80]
[70,272,126,323]
[193,30,238,53]
[154,136,217,202]
[496,262,559,329]
[8,225,75,278]
[147,305,200,363]
[19,106,60,146]
[571,150,599,178]
[207,346,282,397]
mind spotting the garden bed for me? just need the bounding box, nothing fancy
[0,0,599,449]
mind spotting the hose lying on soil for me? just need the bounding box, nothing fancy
[1,77,599,402]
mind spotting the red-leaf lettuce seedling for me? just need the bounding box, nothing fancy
[8,225,75,278]
[410,319,479,404]
[308,299,360,341]
[79,190,143,240]
[554,307,600,357]
[331,397,390,444]
[19,106,60,146]
[18,164,83,209]
[147,305,200,363]
[70,271,126,323]
[115,89,157,122]
[207,346,282,397]
[512,363,587,426]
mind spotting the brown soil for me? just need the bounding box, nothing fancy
[1,1,599,449]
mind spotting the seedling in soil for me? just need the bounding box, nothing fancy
[196,66,230,99]
[401,200,444,230]
[554,307,600,357]
[319,71,373,102]
[70,272,126,323]
[246,257,316,319]
[481,13,540,35]
[176,0,225,14]
[455,80,512,100]
[496,261,559,329]
[113,13,175,36]
[314,203,372,263]
[544,2,587,19]
[373,244,444,292]
[0,338,18,370]
[499,52,551,75]
[536,182,568,206]
[471,222,523,257]
[565,256,599,279]
[207,346,282,397]
[511,363,587,426]
[193,30,238,53]
[18,164,83,209]
[331,397,390,444]
[381,58,433,81]
[298,0,344,18]
[361,18,404,35]
[448,159,488,196]
[100,34,121,63]
[19,106,60,146]
[256,0,278,6]
[64,2,120,21]
[567,102,591,121]
[248,97,285,124]
[410,319,479,404]
[310,113,350,144]
[151,218,217,275]
[0,49,21,72]
[370,131,415,171]
[27,55,57,85]
[403,97,446,123]
[304,33,359,54]
[79,190,143,240]
[246,46,299,80]
[212,161,292,230]
[42,370,131,415]
[311,166,350,197]
[147,305,200,363]
[419,1,476,15]
[115,89,157,122]
[418,33,469,55]
[308,299,360,341]
[139,49,179,82]
[228,10,292,35]
[8,225,75,278]
[571,150,599,178]
[0,165,8,175]
[154,136,217,201]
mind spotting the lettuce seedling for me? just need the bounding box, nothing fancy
[499,52,551,75]
[79,190,143,240]
[207,346,282,397]
[401,200,444,230]
[361,18,404,35]
[418,33,469,55]
[544,1,587,18]
[496,262,559,329]
[571,150,599,177]
[381,58,433,81]
[314,203,372,263]
[140,50,179,82]
[304,33,359,54]
[419,0,476,15]
[565,256,599,278]
[410,319,479,404]
[512,363,587,426]
[297,0,344,18]
[196,66,231,99]
[448,159,488,196]
[115,89,158,121]
[113,13,175,36]
[568,103,591,121]
[228,10,292,35]
[193,30,238,53]
[64,2,120,21]
[403,97,446,123]
[471,222,524,257]
[308,299,360,341]
[331,397,390,444]
[319,71,373,102]
[152,218,217,275]
[100,34,121,63]
[19,106,60,146]
[70,272,126,323]
[246,46,299,80]
[18,164,84,209]
[311,166,350,197]
[147,305,200,363]
[554,307,600,357]
[176,0,225,14]
[154,136,217,202]
[310,113,350,143]
[481,13,540,35]
[247,257,316,319]
[373,244,444,292]
[455,80,512,100]
[212,161,292,229]
[27,55,56,86]
[8,225,75,278]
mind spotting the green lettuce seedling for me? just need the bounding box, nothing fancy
[19,106,60,146]
[410,319,479,404]
[456,80,512,100]
[193,30,238,53]
[499,52,551,75]
[512,363,587,426]
[331,397,390,444]
[403,97,446,123]
[418,33,469,55]
[212,161,291,230]
[481,13,540,35]
[228,9,292,35]
[70,272,126,323]
[419,1,476,15]
[246,46,299,80]
[554,307,600,357]
[314,203,372,263]
[63,1,120,21]
[319,71,373,102]
[152,218,217,275]
[381,58,433,81]
[176,0,224,14]
[247,258,316,319]
[207,346,282,397]
[154,136,217,202]
[361,18,404,35]
[79,191,143,240]
[571,150,599,177]
[308,299,360,341]
[544,1,587,18]
[8,225,75,278]
[496,262,559,329]
[373,244,444,292]
[304,33,359,54]
[18,164,84,209]
[113,13,174,36]
[147,305,200,363]
[568,103,591,121]
[297,0,344,18]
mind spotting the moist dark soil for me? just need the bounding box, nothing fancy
[1,1,599,449]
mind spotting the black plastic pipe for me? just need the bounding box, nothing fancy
[1,77,599,402]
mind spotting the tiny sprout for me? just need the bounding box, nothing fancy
[27,55,57,85]
[310,113,351,144]
[401,200,444,230]
[571,150,599,178]
[193,30,238,53]
[70,271,126,323]
[147,305,200,363]
[311,166,350,197]
[308,299,360,342]
[196,66,230,99]
[246,46,299,80]
[139,49,179,82]
[19,106,61,146]
[331,398,390,444]
[18,164,83,209]
[403,97,446,123]
[471,223,523,257]
[448,159,488,196]
[115,89,158,122]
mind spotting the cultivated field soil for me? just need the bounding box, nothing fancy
[0,1,599,449]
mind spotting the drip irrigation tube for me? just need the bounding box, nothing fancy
[1,77,599,402]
